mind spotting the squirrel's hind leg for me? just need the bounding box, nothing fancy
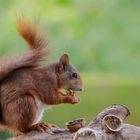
[27,122,58,132]
[1,93,37,133]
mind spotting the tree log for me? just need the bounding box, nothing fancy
[8,104,140,140]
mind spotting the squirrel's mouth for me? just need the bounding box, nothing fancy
[68,87,83,92]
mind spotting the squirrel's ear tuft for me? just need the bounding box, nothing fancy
[58,53,69,72]
[59,53,69,65]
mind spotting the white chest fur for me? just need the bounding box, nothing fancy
[33,97,45,125]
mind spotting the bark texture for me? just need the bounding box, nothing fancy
[8,104,140,140]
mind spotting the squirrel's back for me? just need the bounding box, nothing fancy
[0,17,50,81]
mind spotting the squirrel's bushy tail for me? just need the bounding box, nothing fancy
[0,16,50,81]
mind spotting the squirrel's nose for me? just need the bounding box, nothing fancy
[79,88,82,91]
[78,87,84,91]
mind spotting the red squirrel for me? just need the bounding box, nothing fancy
[0,17,83,133]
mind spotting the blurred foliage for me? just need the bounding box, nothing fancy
[0,0,140,139]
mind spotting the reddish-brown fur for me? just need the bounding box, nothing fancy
[0,17,83,133]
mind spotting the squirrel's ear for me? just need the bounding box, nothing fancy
[59,53,69,66]
[58,53,69,72]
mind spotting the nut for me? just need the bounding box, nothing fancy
[66,118,86,132]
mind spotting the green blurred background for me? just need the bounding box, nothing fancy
[0,0,140,139]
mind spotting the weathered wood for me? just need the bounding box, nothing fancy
[8,104,140,140]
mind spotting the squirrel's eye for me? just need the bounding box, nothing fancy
[72,72,78,78]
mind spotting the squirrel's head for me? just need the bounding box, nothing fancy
[56,53,83,92]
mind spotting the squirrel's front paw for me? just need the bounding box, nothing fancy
[65,91,80,104]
